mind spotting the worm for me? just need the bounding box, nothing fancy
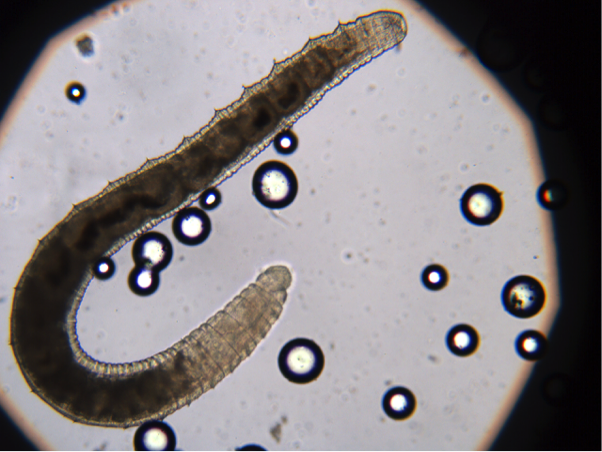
[10,11,407,427]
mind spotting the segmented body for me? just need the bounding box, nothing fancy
[10,11,407,427]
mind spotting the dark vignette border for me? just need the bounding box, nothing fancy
[418,1,600,450]
[0,3,115,449]
[0,0,599,450]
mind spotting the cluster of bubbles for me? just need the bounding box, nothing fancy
[125,132,312,449]
[420,261,547,359]
[92,130,302,297]
[253,130,300,210]
[127,232,173,296]
[133,419,273,451]
[86,125,562,446]
[91,187,220,297]
[458,180,567,228]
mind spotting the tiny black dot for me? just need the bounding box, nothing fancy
[75,35,94,57]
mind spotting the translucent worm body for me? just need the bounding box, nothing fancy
[10,11,407,427]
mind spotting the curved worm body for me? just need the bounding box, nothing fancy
[10,11,407,427]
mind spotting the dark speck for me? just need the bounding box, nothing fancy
[76,35,94,57]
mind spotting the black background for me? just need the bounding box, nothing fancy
[0,0,599,450]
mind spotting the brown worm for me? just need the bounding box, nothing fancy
[10,11,407,427]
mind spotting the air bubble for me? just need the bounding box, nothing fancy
[199,187,221,210]
[132,232,173,272]
[501,275,545,318]
[129,232,172,296]
[421,264,448,291]
[537,180,568,210]
[446,324,479,357]
[515,330,547,360]
[93,257,115,280]
[253,161,298,209]
[278,338,324,384]
[172,207,211,246]
[133,420,176,451]
[460,183,503,226]
[128,267,159,296]
[382,386,416,420]
[236,445,267,451]
[274,129,298,155]
[66,82,86,104]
